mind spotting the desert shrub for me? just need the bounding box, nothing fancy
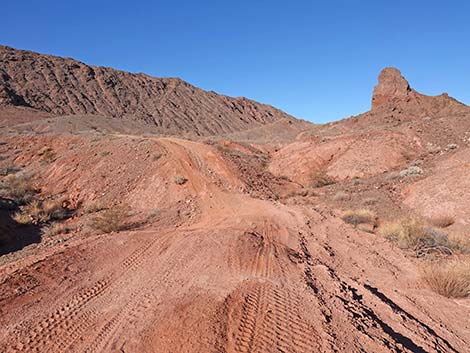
[40,199,67,221]
[100,151,110,157]
[14,198,67,224]
[422,261,470,298]
[341,209,376,226]
[310,170,334,188]
[378,218,465,256]
[26,200,43,220]
[0,164,20,176]
[12,211,32,225]
[379,218,427,249]
[429,214,455,228]
[279,175,291,182]
[91,207,128,233]
[174,175,188,185]
[43,222,74,237]
[84,202,106,214]
[447,232,470,254]
[332,191,349,201]
[1,173,36,204]
[38,147,56,163]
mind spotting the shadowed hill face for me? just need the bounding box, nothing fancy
[0,45,298,136]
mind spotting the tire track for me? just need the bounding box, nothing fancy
[227,283,320,353]
[4,231,171,353]
[227,222,289,280]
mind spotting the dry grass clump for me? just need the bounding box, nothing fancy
[1,173,36,204]
[0,164,20,176]
[379,218,468,256]
[43,222,72,237]
[91,207,128,233]
[341,209,376,226]
[447,232,470,254]
[422,261,470,298]
[84,202,106,214]
[174,175,188,185]
[310,170,335,188]
[12,211,32,225]
[12,198,67,225]
[429,214,455,228]
[38,147,56,163]
[40,199,67,221]
[378,218,428,249]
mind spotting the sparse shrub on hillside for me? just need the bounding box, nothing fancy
[310,170,334,188]
[174,175,188,185]
[285,188,316,199]
[84,202,106,214]
[341,209,376,227]
[12,211,32,225]
[447,232,470,254]
[1,173,36,204]
[40,199,67,222]
[153,153,162,161]
[422,261,470,298]
[379,218,466,256]
[279,175,291,182]
[0,164,21,176]
[13,198,68,225]
[43,222,72,237]
[91,206,128,233]
[379,218,427,249]
[100,151,110,157]
[38,147,56,163]
[429,214,455,228]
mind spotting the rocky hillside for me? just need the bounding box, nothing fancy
[0,45,299,136]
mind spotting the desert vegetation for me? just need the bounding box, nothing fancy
[174,175,188,185]
[12,198,67,225]
[422,261,470,298]
[0,173,36,204]
[310,170,335,187]
[43,222,73,237]
[91,206,129,233]
[38,146,56,163]
[341,209,376,227]
[378,218,468,256]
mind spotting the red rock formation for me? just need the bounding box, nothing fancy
[371,67,412,109]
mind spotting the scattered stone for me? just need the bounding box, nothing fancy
[446,143,458,150]
[399,166,423,178]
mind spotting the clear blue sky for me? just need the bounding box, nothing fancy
[2,0,469,123]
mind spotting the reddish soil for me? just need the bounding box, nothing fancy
[1,49,470,352]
